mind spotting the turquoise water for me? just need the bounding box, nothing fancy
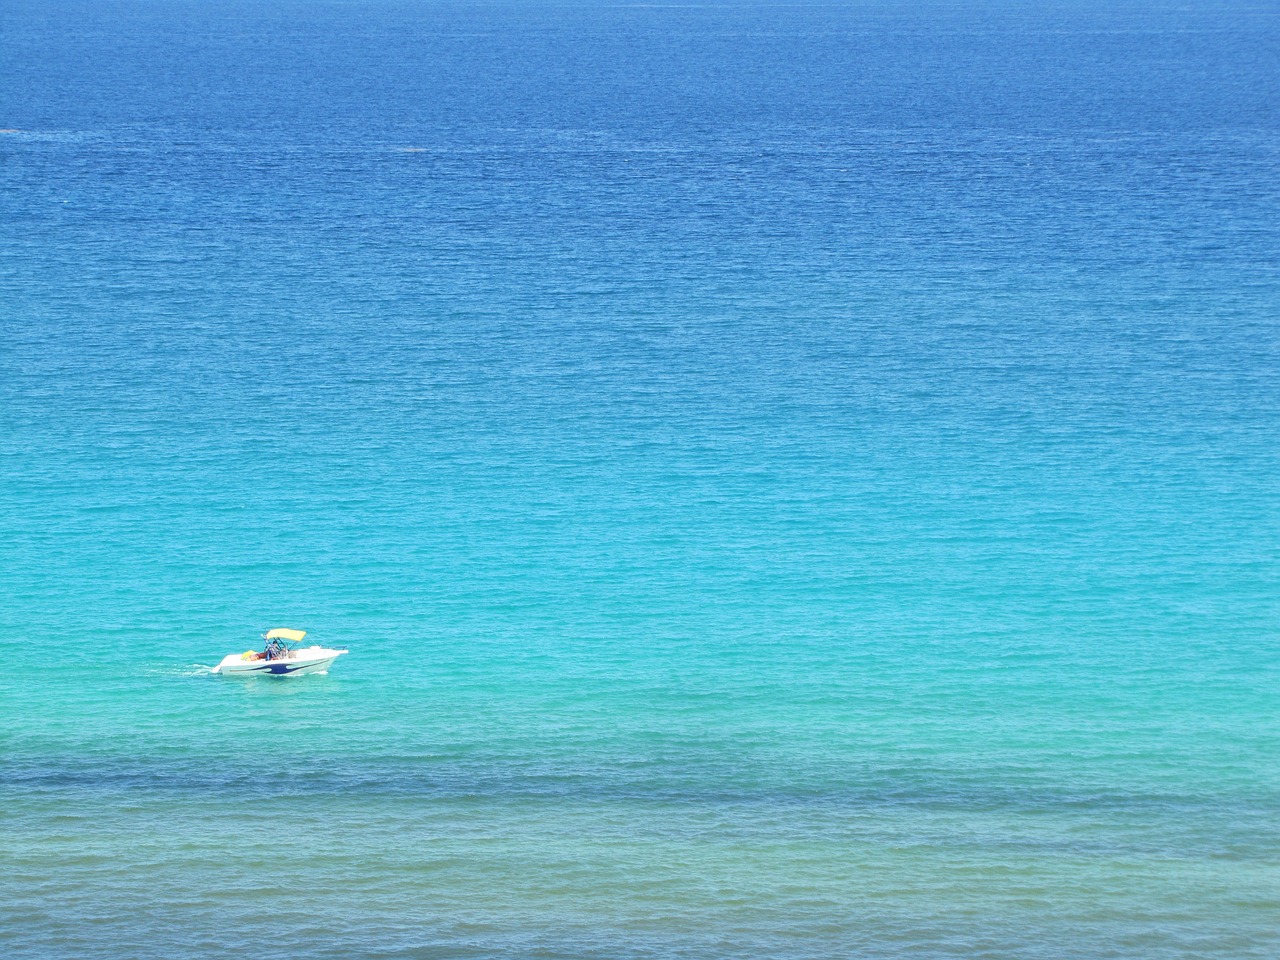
[2,2,1279,957]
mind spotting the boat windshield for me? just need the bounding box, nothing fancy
[262,628,306,660]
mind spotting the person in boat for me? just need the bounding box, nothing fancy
[255,628,306,662]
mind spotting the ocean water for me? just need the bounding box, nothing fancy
[2,1,1278,957]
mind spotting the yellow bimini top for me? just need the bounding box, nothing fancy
[263,628,307,643]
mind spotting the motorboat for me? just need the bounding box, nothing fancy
[213,628,348,676]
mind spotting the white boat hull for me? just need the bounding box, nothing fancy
[213,646,348,676]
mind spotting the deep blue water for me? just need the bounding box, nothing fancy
[2,2,1279,958]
